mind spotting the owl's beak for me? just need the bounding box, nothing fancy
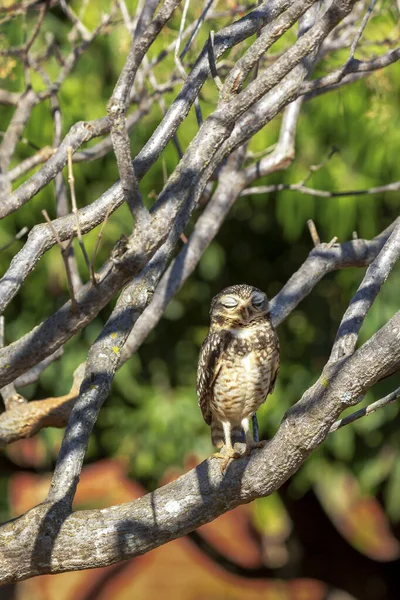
[240,305,250,322]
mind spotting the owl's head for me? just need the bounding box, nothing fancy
[210,284,270,328]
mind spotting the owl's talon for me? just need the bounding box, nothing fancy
[212,449,242,473]
[245,439,266,456]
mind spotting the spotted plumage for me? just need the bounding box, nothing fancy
[197,284,279,470]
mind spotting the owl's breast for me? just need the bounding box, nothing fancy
[211,326,279,424]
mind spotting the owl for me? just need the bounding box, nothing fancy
[197,284,280,472]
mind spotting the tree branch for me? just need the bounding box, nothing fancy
[330,217,400,360]
[0,364,84,448]
[330,386,400,432]
[240,179,400,198]
[107,0,180,222]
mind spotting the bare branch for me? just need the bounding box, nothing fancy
[0,363,85,448]
[207,30,223,90]
[348,0,377,61]
[67,147,95,284]
[330,386,400,433]
[0,227,28,252]
[42,210,78,312]
[8,146,54,182]
[59,0,91,41]
[330,217,400,361]
[221,0,317,100]
[240,179,400,198]
[0,88,38,183]
[300,47,400,95]
[307,219,321,247]
[270,223,395,327]
[107,0,181,222]
[1,118,111,219]
[137,0,293,173]
[13,347,65,388]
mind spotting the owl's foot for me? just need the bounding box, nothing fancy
[212,448,241,473]
[244,439,266,457]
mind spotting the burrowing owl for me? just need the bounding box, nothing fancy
[197,284,279,472]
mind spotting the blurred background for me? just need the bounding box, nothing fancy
[1,1,400,599]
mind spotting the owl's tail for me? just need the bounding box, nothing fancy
[211,417,245,448]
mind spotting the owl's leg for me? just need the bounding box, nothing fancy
[252,413,259,443]
[242,417,265,456]
[212,421,241,473]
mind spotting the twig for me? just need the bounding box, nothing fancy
[174,0,204,127]
[326,236,338,248]
[175,0,191,62]
[348,0,378,61]
[59,0,91,41]
[0,227,28,252]
[118,0,134,36]
[180,0,215,59]
[143,57,183,160]
[52,102,82,292]
[240,180,400,198]
[8,146,54,182]
[300,47,400,96]
[220,0,316,101]
[208,31,223,90]
[67,147,95,284]
[90,205,113,281]
[42,210,78,312]
[298,146,339,186]
[14,347,65,388]
[307,220,320,247]
[330,386,400,432]
[0,317,26,410]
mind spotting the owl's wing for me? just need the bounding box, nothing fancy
[268,338,280,396]
[196,331,228,426]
